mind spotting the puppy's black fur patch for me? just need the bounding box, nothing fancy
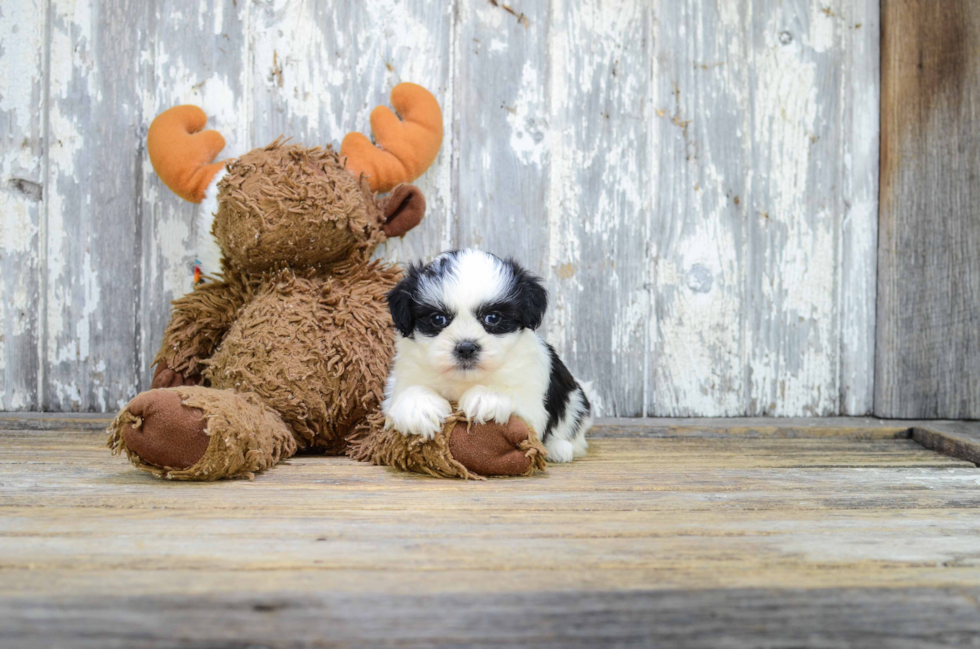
[387,263,423,337]
[542,343,589,442]
[503,258,548,330]
[389,252,548,338]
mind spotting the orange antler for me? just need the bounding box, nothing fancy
[147,105,227,203]
[341,83,443,193]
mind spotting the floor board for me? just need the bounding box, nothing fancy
[1,418,979,647]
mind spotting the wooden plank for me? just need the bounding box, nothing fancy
[0,411,110,431]
[839,1,880,415]
[135,0,251,390]
[591,416,916,439]
[742,0,868,417]
[3,587,980,649]
[453,0,550,277]
[247,0,455,265]
[876,0,980,418]
[545,0,652,416]
[648,0,879,417]
[2,422,980,647]
[42,0,147,411]
[0,0,45,410]
[912,422,980,466]
[1,431,978,560]
[647,0,748,416]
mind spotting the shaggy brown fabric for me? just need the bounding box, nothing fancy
[204,262,400,454]
[151,363,201,389]
[153,269,259,379]
[108,386,297,481]
[349,411,547,479]
[214,141,386,273]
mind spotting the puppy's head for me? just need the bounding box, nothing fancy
[388,249,547,376]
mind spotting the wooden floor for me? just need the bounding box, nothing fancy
[2,415,980,648]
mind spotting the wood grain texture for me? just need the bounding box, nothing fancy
[0,0,46,410]
[839,2,880,415]
[545,0,652,416]
[454,0,550,264]
[912,421,980,466]
[877,0,980,418]
[1,420,979,646]
[0,1,881,416]
[42,0,147,411]
[649,0,880,417]
[4,588,980,649]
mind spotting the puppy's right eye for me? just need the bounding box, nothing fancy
[429,313,447,327]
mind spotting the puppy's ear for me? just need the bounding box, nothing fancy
[387,265,420,337]
[507,259,548,330]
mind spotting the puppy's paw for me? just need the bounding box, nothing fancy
[459,386,514,425]
[545,438,576,463]
[385,388,452,440]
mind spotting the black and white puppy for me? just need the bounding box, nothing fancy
[384,249,592,462]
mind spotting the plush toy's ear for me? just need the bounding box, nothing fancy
[383,184,426,238]
[387,265,422,337]
[506,259,548,330]
[147,105,227,203]
[342,83,443,193]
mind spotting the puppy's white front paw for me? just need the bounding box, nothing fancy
[545,438,576,463]
[459,386,514,425]
[385,388,452,440]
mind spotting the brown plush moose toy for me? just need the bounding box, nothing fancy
[107,83,546,480]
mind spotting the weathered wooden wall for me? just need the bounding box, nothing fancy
[876,0,980,419]
[0,0,880,416]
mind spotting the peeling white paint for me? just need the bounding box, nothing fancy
[807,3,837,54]
[0,0,47,409]
[0,0,880,415]
[838,0,879,415]
[507,61,548,168]
[747,15,837,416]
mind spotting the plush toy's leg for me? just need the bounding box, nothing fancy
[107,387,297,481]
[350,412,547,479]
[447,417,547,477]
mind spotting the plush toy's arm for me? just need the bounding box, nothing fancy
[151,273,255,387]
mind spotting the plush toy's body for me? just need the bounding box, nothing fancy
[107,84,546,480]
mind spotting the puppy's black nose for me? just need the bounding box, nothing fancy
[454,340,481,361]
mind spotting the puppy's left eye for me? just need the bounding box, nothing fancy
[430,313,448,327]
[482,313,501,326]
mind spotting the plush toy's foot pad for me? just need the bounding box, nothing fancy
[448,416,547,477]
[110,387,298,481]
[120,390,210,469]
